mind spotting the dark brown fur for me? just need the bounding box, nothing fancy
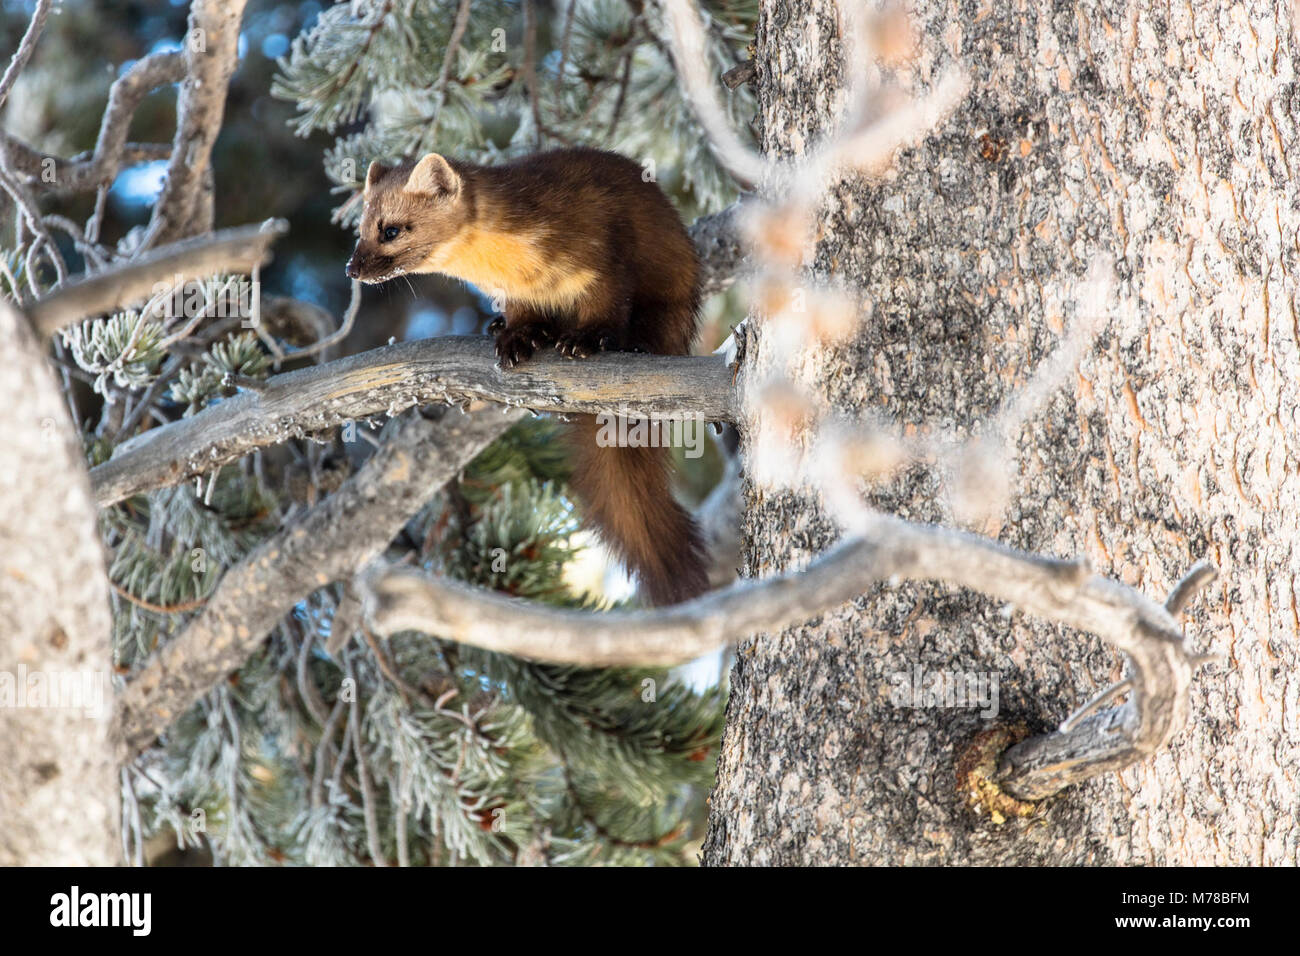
[347,148,708,605]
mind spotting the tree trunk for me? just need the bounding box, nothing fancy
[703,0,1299,864]
[0,301,118,865]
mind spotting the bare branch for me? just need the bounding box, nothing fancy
[721,59,756,91]
[819,69,970,179]
[87,51,185,187]
[358,513,1214,799]
[90,336,736,507]
[660,0,967,205]
[689,200,748,298]
[2,52,184,196]
[28,219,289,339]
[658,0,763,188]
[996,562,1218,800]
[114,405,524,759]
[1164,561,1218,618]
[0,0,52,112]
[1,139,173,194]
[147,0,250,246]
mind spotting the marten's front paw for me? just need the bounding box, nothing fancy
[485,315,506,335]
[495,322,554,369]
[555,326,625,359]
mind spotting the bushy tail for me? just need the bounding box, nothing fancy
[567,414,709,606]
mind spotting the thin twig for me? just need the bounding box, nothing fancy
[0,0,53,112]
[427,0,473,142]
[293,619,331,726]
[345,656,387,866]
[393,768,410,867]
[311,698,347,810]
[42,215,108,270]
[110,580,209,615]
[607,52,634,139]
[554,0,578,99]
[0,140,69,289]
[522,0,544,149]
[279,279,362,361]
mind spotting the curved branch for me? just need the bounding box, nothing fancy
[90,336,737,507]
[115,405,523,759]
[2,51,184,195]
[995,561,1217,800]
[88,51,185,186]
[357,514,1215,799]
[28,219,289,338]
[1,140,173,190]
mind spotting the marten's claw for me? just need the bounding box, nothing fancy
[496,337,534,368]
[555,329,620,359]
[486,315,506,335]
[495,322,555,368]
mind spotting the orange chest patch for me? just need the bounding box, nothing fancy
[424,228,596,309]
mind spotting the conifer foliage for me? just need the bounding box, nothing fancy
[1,0,753,865]
[274,0,755,222]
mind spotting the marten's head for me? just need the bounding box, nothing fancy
[346,154,470,284]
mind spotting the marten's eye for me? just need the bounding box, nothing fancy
[381,225,401,243]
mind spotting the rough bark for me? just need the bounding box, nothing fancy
[704,0,1299,864]
[0,300,118,865]
[91,338,735,508]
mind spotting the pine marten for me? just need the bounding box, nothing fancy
[346,147,709,606]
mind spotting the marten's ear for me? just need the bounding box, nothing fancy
[364,161,390,195]
[404,153,460,198]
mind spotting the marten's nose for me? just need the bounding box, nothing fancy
[345,259,360,280]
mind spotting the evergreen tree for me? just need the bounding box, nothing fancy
[2,0,752,865]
